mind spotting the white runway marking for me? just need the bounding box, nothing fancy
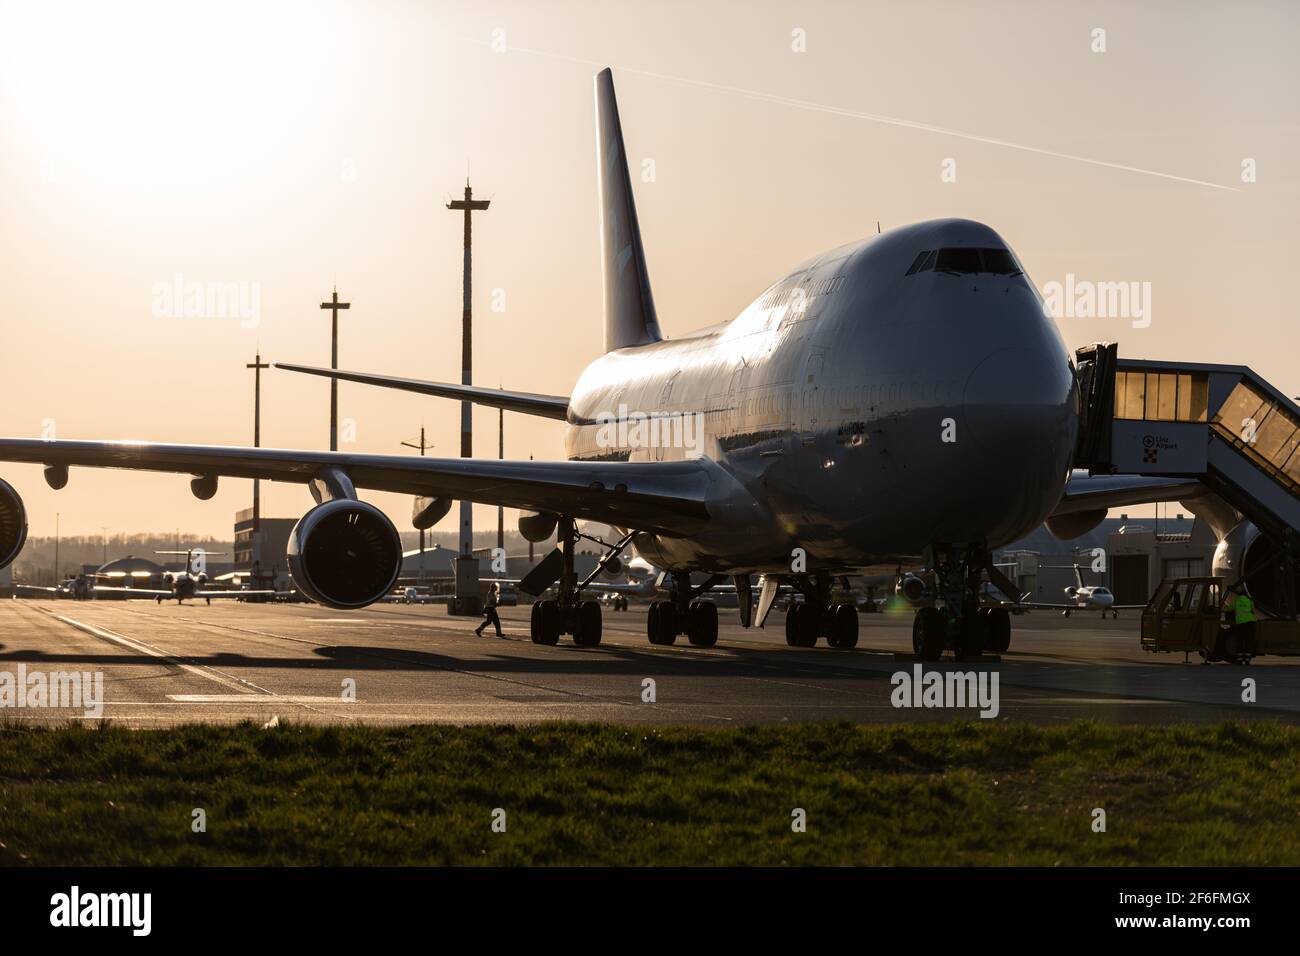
[51,612,344,720]
[55,614,252,694]
[169,694,351,704]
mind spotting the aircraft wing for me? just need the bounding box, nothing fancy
[93,585,173,597]
[0,438,712,537]
[985,597,1146,611]
[1051,472,1208,516]
[275,364,570,421]
[194,590,288,599]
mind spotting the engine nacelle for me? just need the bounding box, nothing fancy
[411,495,453,531]
[0,478,28,570]
[1046,508,1107,540]
[288,499,402,609]
[1213,520,1300,617]
[897,572,927,604]
[518,510,559,543]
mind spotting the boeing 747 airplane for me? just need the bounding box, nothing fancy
[0,69,1197,659]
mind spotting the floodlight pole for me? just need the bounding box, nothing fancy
[446,181,490,614]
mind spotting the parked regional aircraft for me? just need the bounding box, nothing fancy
[0,68,1199,659]
[93,549,287,605]
[1018,564,1145,618]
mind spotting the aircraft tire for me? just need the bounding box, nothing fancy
[573,600,603,646]
[785,604,818,648]
[912,607,945,661]
[986,607,1012,654]
[686,600,718,647]
[957,611,986,659]
[648,601,678,645]
[826,604,859,648]
[534,600,561,646]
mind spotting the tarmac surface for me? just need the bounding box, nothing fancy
[0,598,1296,726]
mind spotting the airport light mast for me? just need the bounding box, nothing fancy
[246,350,271,586]
[246,351,270,525]
[497,395,504,563]
[319,288,351,452]
[447,180,489,614]
[401,428,432,586]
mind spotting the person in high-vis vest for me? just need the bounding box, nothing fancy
[1228,583,1256,655]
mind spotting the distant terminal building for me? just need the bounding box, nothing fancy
[398,544,602,597]
[997,513,1216,606]
[0,563,11,597]
[1105,520,1217,606]
[233,509,294,591]
[96,555,166,588]
[92,553,236,598]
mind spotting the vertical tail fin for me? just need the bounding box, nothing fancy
[595,68,663,352]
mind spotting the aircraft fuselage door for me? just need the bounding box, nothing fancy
[1074,342,1117,472]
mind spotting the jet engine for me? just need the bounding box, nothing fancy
[1213,520,1300,617]
[288,499,402,609]
[896,572,927,604]
[0,478,28,570]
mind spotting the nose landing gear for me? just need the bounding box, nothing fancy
[910,543,1011,660]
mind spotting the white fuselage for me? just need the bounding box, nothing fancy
[563,218,1079,574]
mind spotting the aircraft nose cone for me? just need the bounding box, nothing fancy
[963,347,1071,454]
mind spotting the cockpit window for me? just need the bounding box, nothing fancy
[907,247,1023,277]
[979,248,1021,275]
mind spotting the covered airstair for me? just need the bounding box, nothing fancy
[1074,344,1300,618]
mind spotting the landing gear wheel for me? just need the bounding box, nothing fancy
[573,600,603,647]
[785,603,819,648]
[686,600,719,647]
[985,607,1011,654]
[956,611,986,659]
[912,607,945,661]
[648,601,679,645]
[825,604,859,649]
[532,599,561,646]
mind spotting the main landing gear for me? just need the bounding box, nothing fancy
[783,573,859,649]
[910,543,1012,661]
[529,519,635,648]
[647,572,724,647]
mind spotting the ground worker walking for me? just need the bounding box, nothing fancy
[475,582,504,637]
[1227,582,1256,655]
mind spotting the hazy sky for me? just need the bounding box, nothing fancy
[1,0,1296,538]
